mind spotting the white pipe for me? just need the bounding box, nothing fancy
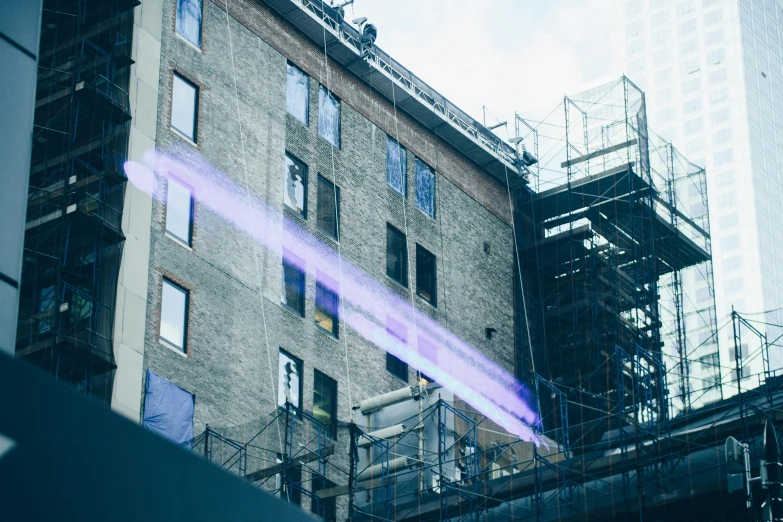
[359,387,416,413]
[358,424,407,447]
[356,456,415,481]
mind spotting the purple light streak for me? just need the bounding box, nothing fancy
[125,145,540,443]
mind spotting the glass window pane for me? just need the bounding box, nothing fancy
[416,245,436,305]
[165,178,192,245]
[386,315,409,381]
[315,271,339,336]
[284,153,307,218]
[386,224,407,286]
[317,175,339,239]
[176,0,202,47]
[313,370,336,436]
[172,74,197,141]
[286,63,309,125]
[278,350,302,409]
[386,137,407,196]
[160,279,187,351]
[282,249,305,315]
[415,159,435,217]
[318,86,340,148]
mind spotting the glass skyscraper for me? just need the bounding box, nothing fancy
[611,0,783,392]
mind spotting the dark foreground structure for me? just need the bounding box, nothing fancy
[9,1,782,521]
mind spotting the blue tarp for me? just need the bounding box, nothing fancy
[142,370,195,446]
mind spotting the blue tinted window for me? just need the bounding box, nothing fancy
[386,137,407,196]
[286,63,309,125]
[318,86,340,148]
[176,0,202,47]
[415,159,435,217]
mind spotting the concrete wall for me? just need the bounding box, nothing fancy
[0,2,42,355]
[111,0,163,420]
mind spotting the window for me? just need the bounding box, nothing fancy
[282,249,305,316]
[386,224,408,286]
[722,234,740,250]
[38,285,56,333]
[160,278,188,352]
[705,28,724,45]
[710,88,729,105]
[724,255,742,271]
[704,9,722,25]
[711,108,731,125]
[416,245,436,306]
[284,465,302,506]
[713,128,732,145]
[680,38,698,54]
[678,19,697,37]
[313,370,337,437]
[315,270,339,337]
[386,136,407,196]
[278,350,303,409]
[171,74,198,141]
[682,78,701,95]
[142,370,195,445]
[286,62,309,125]
[709,68,727,84]
[683,97,702,114]
[318,86,340,148]
[317,175,339,239]
[176,0,202,47]
[414,159,435,217]
[718,192,737,207]
[707,48,725,65]
[165,178,193,245]
[684,117,703,134]
[714,148,733,165]
[284,153,307,218]
[725,277,743,295]
[386,315,408,381]
[311,475,337,521]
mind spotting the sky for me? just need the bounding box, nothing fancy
[354,0,619,132]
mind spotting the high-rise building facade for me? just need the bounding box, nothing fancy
[612,0,783,388]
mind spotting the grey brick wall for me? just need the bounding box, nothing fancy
[142,0,518,516]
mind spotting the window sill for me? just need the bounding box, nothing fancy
[385,274,410,293]
[280,302,305,319]
[176,33,203,53]
[416,207,436,220]
[171,127,198,147]
[315,323,339,340]
[416,293,437,310]
[159,339,188,358]
[315,226,339,244]
[165,232,193,251]
[283,205,307,222]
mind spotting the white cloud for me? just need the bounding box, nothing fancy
[354,0,617,129]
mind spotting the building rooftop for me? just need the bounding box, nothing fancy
[262,0,522,184]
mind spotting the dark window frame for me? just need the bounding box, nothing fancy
[386,223,408,287]
[386,136,407,197]
[159,277,189,353]
[284,152,308,220]
[286,61,310,126]
[278,348,304,410]
[415,244,437,306]
[315,270,339,338]
[318,85,341,149]
[414,158,436,218]
[316,174,340,240]
[165,177,194,246]
[281,249,306,316]
[311,474,337,521]
[386,315,409,382]
[313,369,338,437]
[171,72,199,142]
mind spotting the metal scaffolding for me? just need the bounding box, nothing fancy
[15,0,136,402]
